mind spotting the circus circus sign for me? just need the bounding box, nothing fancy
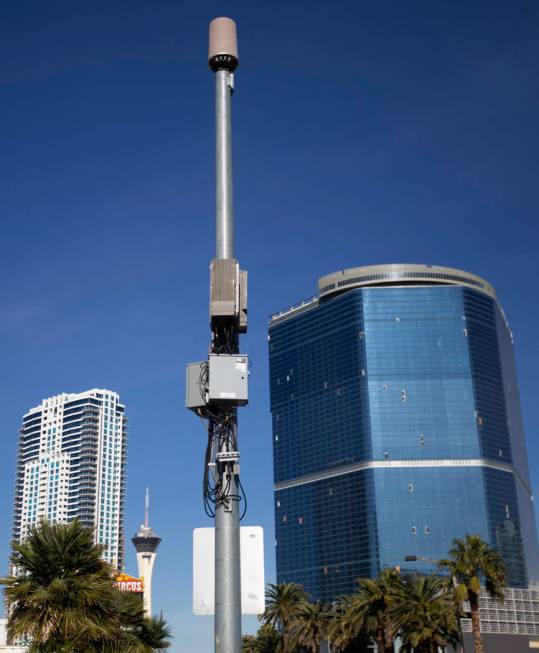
[115,573,144,593]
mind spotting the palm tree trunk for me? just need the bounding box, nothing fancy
[376,628,385,653]
[470,596,483,653]
[282,618,289,653]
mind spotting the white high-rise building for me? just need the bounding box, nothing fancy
[13,389,128,570]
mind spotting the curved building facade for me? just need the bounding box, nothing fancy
[269,264,539,601]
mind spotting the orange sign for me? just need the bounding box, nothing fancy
[115,573,144,593]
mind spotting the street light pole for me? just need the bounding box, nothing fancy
[404,554,458,588]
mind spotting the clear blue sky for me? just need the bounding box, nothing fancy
[1,1,538,650]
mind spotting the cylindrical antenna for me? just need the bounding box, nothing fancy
[145,487,149,529]
[209,17,239,72]
[209,17,238,260]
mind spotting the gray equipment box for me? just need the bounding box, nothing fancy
[208,354,248,406]
[209,258,248,333]
[238,269,248,333]
[186,361,208,410]
[210,259,238,318]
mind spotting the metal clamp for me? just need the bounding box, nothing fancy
[216,451,240,463]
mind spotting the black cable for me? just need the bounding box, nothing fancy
[203,424,215,518]
[200,317,248,518]
[198,361,209,402]
[238,476,247,521]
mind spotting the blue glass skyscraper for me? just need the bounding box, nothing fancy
[269,264,539,601]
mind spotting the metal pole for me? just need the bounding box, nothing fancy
[208,17,241,653]
[215,69,234,260]
[213,66,241,652]
[214,416,241,653]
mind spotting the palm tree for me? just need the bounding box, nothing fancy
[289,601,331,653]
[328,595,370,652]
[94,592,171,652]
[242,623,282,653]
[139,613,172,651]
[387,574,460,653]
[339,569,400,653]
[261,582,307,652]
[1,519,119,650]
[103,590,147,651]
[255,623,283,653]
[440,534,506,653]
[242,634,261,653]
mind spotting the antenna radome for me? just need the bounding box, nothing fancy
[209,17,238,71]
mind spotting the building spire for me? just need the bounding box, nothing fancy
[145,487,149,529]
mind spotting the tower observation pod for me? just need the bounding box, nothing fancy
[132,488,161,618]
